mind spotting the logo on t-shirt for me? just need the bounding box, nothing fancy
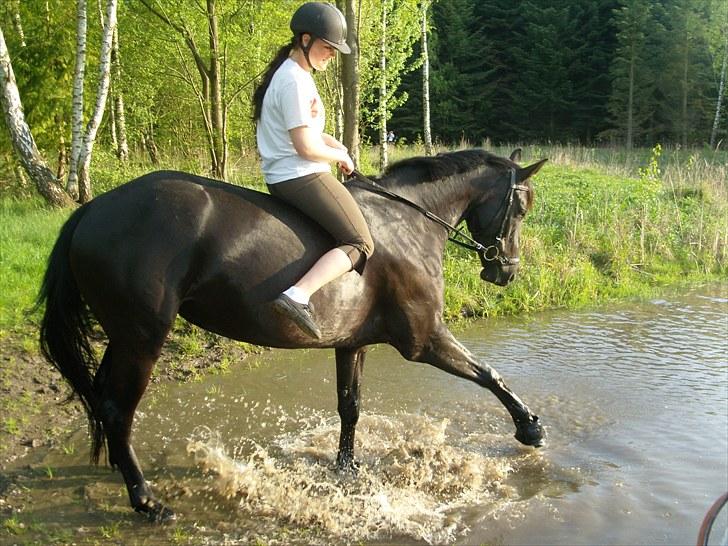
[310,97,319,119]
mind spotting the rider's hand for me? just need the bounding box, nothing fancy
[338,155,355,176]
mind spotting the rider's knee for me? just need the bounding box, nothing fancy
[341,234,374,274]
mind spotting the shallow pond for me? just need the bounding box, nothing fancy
[7,285,728,545]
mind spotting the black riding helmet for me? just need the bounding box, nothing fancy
[290,2,351,55]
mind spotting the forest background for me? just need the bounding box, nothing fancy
[1,0,727,202]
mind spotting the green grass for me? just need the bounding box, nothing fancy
[1,143,725,341]
[0,197,70,333]
[440,147,727,319]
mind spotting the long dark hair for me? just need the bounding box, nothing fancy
[252,37,299,122]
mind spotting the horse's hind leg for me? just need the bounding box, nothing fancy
[335,347,367,472]
[97,336,175,522]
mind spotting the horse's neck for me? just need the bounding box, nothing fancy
[391,170,482,227]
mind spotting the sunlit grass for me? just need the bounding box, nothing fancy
[1,142,725,336]
[0,198,70,331]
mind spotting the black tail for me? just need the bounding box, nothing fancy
[37,204,105,463]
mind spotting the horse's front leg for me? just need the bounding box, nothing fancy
[334,347,367,472]
[416,325,545,447]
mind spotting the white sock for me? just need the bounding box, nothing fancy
[282,286,309,305]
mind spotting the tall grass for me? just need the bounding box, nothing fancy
[439,143,727,319]
[0,143,725,335]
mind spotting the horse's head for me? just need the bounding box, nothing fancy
[466,150,547,286]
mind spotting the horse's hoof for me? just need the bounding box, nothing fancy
[335,455,360,476]
[135,499,177,523]
[514,415,545,447]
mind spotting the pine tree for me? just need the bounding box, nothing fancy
[567,0,619,143]
[510,0,576,141]
[605,0,657,148]
[428,0,489,142]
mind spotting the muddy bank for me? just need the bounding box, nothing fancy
[0,330,259,526]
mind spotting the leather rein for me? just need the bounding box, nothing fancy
[348,168,528,265]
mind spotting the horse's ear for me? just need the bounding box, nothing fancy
[517,158,548,181]
[509,148,522,162]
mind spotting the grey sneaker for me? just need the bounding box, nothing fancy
[272,294,322,339]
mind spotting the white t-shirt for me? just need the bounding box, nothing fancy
[257,58,330,184]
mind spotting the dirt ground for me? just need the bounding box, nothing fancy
[0,331,257,530]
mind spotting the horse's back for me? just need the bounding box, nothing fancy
[68,171,373,346]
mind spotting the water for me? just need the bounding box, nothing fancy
[8,285,727,545]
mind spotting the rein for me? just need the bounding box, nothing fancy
[348,169,486,253]
[348,168,527,264]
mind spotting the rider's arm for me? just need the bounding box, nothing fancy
[289,126,354,173]
[321,133,347,151]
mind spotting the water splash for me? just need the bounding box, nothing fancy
[187,411,517,544]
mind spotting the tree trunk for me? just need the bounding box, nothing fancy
[76,0,118,203]
[421,0,433,156]
[335,0,346,145]
[627,45,635,150]
[111,26,128,161]
[207,0,225,178]
[67,0,88,199]
[11,0,26,47]
[140,0,226,178]
[0,27,74,207]
[681,26,689,147]
[341,0,360,167]
[56,113,68,181]
[143,122,159,165]
[710,26,727,149]
[108,80,118,148]
[379,1,388,170]
[14,162,28,188]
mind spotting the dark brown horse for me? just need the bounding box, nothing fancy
[38,149,547,521]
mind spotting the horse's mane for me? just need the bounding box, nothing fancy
[379,149,515,187]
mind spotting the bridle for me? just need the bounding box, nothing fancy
[467,169,531,266]
[348,168,530,266]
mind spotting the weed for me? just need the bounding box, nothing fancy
[177,334,205,358]
[206,384,222,396]
[2,516,25,535]
[170,525,192,544]
[99,520,122,539]
[3,417,19,435]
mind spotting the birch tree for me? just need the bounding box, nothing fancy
[139,0,227,178]
[710,9,727,148]
[72,0,118,203]
[378,0,388,170]
[67,0,87,199]
[0,26,73,207]
[421,0,433,155]
[111,26,128,161]
[10,0,25,47]
[359,0,419,151]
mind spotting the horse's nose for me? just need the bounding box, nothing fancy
[480,263,517,286]
[498,268,516,286]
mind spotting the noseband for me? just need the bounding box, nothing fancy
[348,169,528,265]
[471,169,530,266]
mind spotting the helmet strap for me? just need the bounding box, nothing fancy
[300,33,317,72]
